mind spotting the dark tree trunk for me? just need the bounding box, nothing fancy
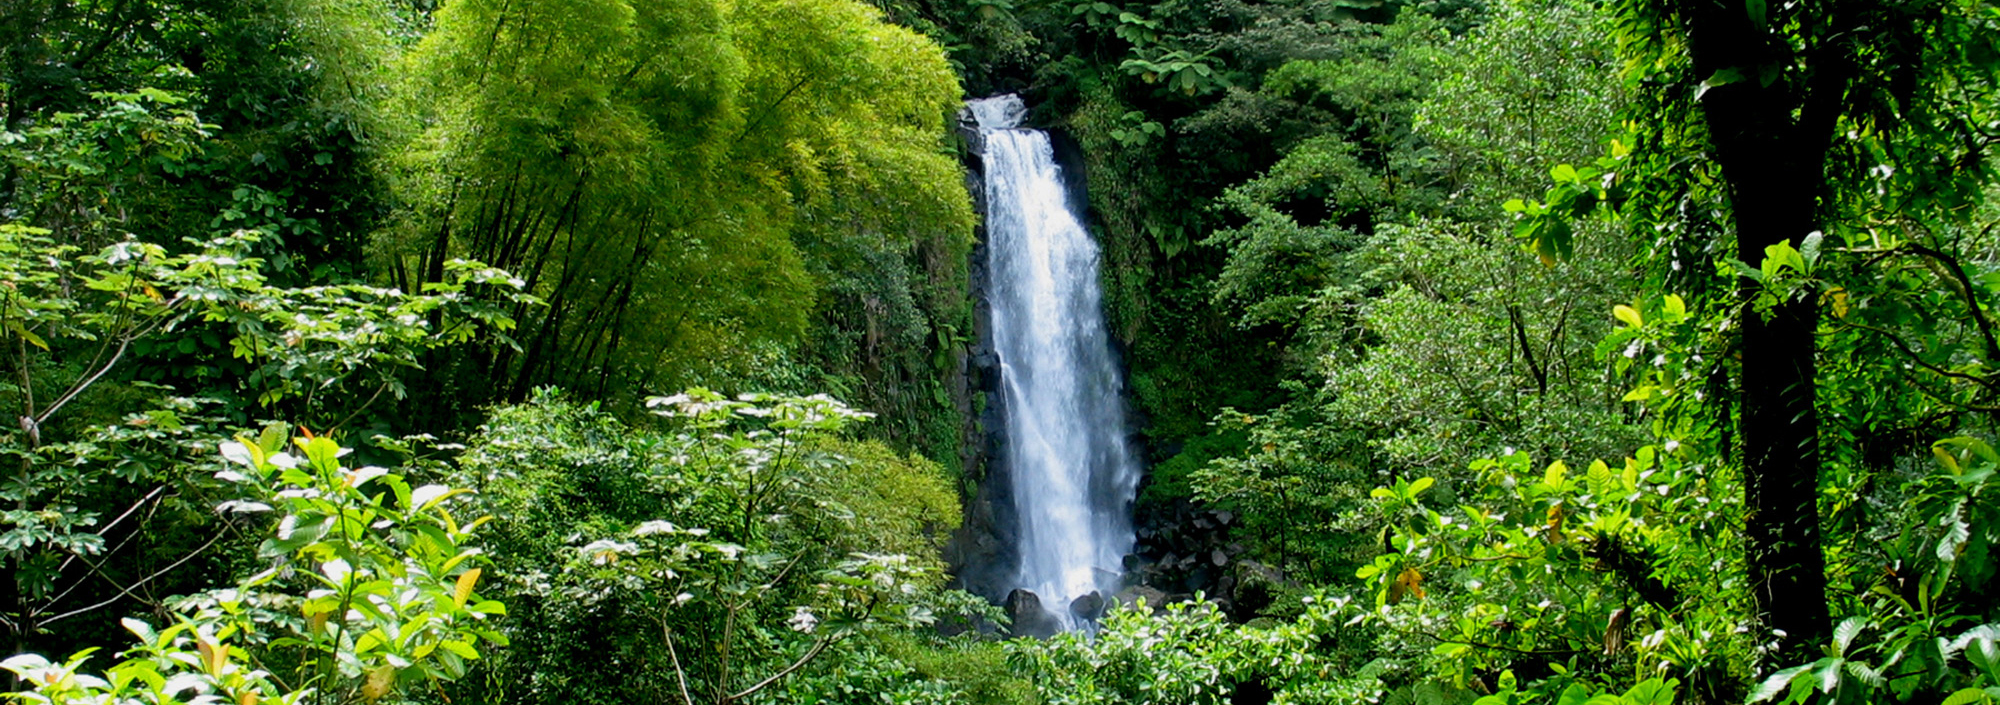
[1684,0,1838,660]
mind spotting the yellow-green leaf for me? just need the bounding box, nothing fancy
[1940,687,1988,705]
[1934,445,1962,475]
[5,321,48,351]
[438,640,480,660]
[1613,304,1643,329]
[362,665,395,702]
[1662,294,1686,317]
[454,568,481,608]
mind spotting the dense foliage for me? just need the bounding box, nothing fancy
[5,0,2000,704]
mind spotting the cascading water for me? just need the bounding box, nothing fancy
[969,94,1140,630]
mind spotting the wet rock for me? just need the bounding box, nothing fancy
[1184,565,1214,592]
[956,112,988,158]
[1005,589,1062,639]
[1111,585,1167,613]
[1070,591,1105,622]
[1214,576,1237,604]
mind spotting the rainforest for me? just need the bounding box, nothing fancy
[1,0,1998,704]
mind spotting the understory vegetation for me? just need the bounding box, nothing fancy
[3,0,1999,704]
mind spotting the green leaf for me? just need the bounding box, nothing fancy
[1696,68,1746,101]
[1622,679,1677,705]
[1816,657,1844,694]
[1799,231,1823,265]
[1749,665,1810,703]
[355,628,387,654]
[1530,217,1574,265]
[5,321,49,351]
[1941,688,1987,705]
[1544,460,1568,487]
[120,618,157,645]
[1745,0,1766,26]
[437,640,480,660]
[1939,504,1971,561]
[1558,683,1591,705]
[1834,616,1866,655]
[409,484,467,512]
[1844,660,1884,688]
[1765,240,1808,275]
[1587,460,1612,492]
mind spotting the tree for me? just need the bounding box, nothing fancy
[377,0,973,414]
[1,89,528,656]
[1185,0,1637,582]
[1512,0,2000,661]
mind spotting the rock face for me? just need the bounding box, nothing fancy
[942,108,1020,604]
[1005,589,1063,639]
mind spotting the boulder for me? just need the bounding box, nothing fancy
[1228,560,1291,620]
[1070,590,1105,622]
[1110,585,1167,614]
[1005,588,1062,639]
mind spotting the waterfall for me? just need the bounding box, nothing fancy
[969,94,1140,630]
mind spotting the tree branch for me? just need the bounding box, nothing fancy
[39,518,231,626]
[725,635,837,703]
[1839,319,2000,396]
[1903,242,2000,363]
[34,295,188,427]
[661,625,698,705]
[734,73,816,146]
[45,485,167,606]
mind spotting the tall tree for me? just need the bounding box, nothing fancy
[1601,0,1999,659]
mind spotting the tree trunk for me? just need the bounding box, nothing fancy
[1685,0,1835,661]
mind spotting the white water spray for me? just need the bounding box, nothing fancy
[970,94,1140,629]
